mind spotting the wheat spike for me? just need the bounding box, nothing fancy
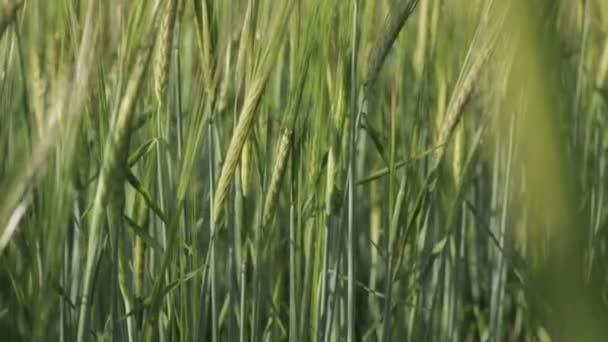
[154,0,178,107]
[263,128,292,227]
[437,46,491,148]
[213,76,266,223]
[212,1,293,223]
[363,0,419,95]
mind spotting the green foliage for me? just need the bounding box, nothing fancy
[1,0,608,341]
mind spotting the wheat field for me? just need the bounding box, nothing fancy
[1,0,608,341]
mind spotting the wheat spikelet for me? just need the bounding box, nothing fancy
[363,0,419,95]
[154,0,178,107]
[262,128,292,227]
[438,46,491,148]
[234,0,254,88]
[212,0,293,223]
[434,1,502,167]
[213,76,266,223]
[261,21,314,225]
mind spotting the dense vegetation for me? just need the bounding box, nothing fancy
[1,0,608,340]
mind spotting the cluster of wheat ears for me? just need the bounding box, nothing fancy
[1,0,608,341]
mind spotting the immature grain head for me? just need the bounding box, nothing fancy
[261,30,313,225]
[213,76,266,223]
[435,1,502,164]
[363,0,419,98]
[212,1,293,223]
[263,128,293,227]
[437,46,491,149]
[154,0,178,107]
